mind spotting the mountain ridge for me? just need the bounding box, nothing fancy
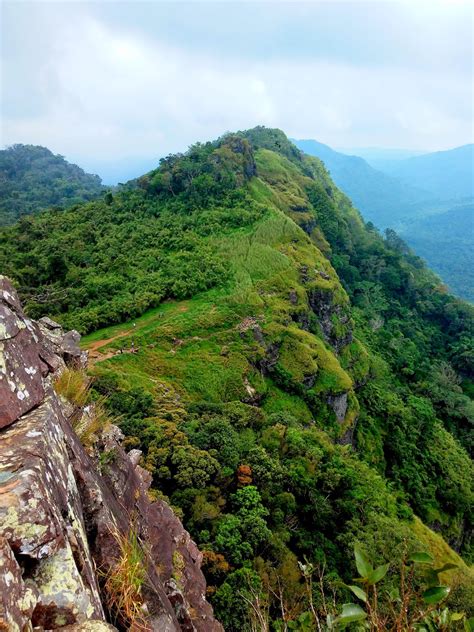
[1,127,473,629]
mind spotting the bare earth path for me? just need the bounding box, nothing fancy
[85,330,132,365]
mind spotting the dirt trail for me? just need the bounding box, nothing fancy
[86,330,132,352]
[85,330,133,365]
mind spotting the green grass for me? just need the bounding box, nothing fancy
[262,380,313,422]
[83,206,355,421]
[81,301,179,346]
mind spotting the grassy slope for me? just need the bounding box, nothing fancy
[81,148,471,581]
[82,191,352,423]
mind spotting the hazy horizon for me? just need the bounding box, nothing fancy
[4,136,471,186]
[2,0,473,180]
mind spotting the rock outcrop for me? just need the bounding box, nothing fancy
[0,277,222,632]
[308,287,353,354]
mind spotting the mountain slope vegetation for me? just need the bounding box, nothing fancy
[1,128,473,629]
[0,144,105,225]
[294,138,474,302]
[398,202,474,303]
[293,138,430,228]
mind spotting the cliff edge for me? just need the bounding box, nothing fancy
[0,276,222,632]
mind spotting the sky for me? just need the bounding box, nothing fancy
[1,0,473,183]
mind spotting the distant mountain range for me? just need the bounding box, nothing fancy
[0,144,106,225]
[293,139,474,302]
[379,144,474,200]
[336,147,426,172]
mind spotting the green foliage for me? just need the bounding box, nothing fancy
[5,127,473,630]
[214,487,271,565]
[323,545,469,631]
[211,567,263,632]
[0,137,265,333]
[0,144,105,225]
[398,203,474,302]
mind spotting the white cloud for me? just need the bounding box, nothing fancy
[1,0,472,176]
[1,8,280,160]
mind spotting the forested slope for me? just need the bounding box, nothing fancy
[1,128,472,630]
[0,144,105,224]
[398,202,474,303]
[293,138,474,303]
[293,138,429,227]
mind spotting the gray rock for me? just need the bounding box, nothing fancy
[0,278,45,428]
[127,448,143,468]
[328,392,348,423]
[39,316,63,330]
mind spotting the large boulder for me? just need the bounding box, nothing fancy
[0,278,86,429]
[0,394,105,629]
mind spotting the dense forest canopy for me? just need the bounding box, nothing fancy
[1,127,473,629]
[0,144,105,225]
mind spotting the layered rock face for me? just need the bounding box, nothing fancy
[0,277,222,632]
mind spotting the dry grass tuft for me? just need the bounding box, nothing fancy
[101,525,149,631]
[54,367,90,407]
[74,396,120,448]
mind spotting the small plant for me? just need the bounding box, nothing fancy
[326,545,469,631]
[54,368,122,449]
[54,367,90,407]
[101,525,149,630]
[289,547,470,631]
[74,396,120,449]
[98,448,117,473]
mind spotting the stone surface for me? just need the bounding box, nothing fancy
[327,392,348,423]
[308,287,353,353]
[0,277,45,428]
[61,622,117,631]
[0,394,105,628]
[39,316,63,330]
[76,425,223,632]
[0,536,38,631]
[62,330,83,362]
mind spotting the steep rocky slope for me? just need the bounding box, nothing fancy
[0,277,222,631]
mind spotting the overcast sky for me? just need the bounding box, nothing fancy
[1,0,473,180]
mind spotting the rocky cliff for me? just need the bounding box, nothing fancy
[0,277,222,632]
